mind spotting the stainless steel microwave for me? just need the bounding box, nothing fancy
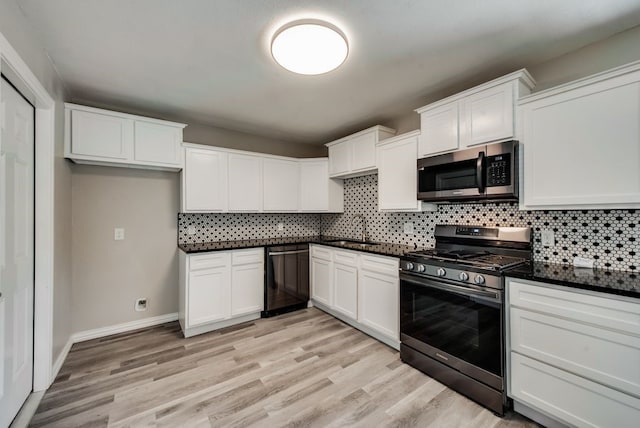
[417,140,518,203]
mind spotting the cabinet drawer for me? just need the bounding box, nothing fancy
[508,279,640,336]
[189,252,230,271]
[510,352,640,428]
[231,248,264,266]
[360,254,398,276]
[334,250,358,265]
[511,306,640,398]
[311,245,332,261]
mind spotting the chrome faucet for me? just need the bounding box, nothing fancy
[351,214,368,242]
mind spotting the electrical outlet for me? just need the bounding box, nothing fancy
[403,222,414,234]
[187,225,197,235]
[114,228,125,241]
[277,223,284,231]
[135,298,147,312]
[541,229,555,247]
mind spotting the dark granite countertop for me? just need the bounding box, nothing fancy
[506,262,640,299]
[178,236,419,258]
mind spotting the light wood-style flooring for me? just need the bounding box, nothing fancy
[31,308,540,427]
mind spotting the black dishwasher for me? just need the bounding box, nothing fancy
[262,244,309,317]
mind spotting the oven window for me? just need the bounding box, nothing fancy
[419,159,479,193]
[400,279,502,377]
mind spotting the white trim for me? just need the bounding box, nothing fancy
[64,102,186,128]
[72,313,179,343]
[0,31,56,392]
[51,337,73,382]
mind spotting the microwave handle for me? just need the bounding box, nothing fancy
[476,151,485,193]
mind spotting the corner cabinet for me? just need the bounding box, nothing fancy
[179,248,264,337]
[326,125,396,178]
[415,69,535,157]
[376,130,436,212]
[519,61,640,210]
[309,245,399,349]
[299,159,344,212]
[505,278,640,428]
[65,103,186,170]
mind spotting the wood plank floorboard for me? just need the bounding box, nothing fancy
[31,308,540,427]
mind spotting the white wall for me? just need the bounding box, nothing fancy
[0,0,72,370]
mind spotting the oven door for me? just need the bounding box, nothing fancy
[417,146,485,201]
[400,273,503,390]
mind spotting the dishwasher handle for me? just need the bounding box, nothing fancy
[269,249,309,256]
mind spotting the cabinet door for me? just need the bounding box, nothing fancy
[311,257,332,306]
[349,132,376,172]
[328,141,350,177]
[71,109,133,160]
[228,153,262,211]
[460,83,513,147]
[418,102,459,156]
[333,262,358,320]
[183,148,228,212]
[263,158,299,212]
[377,134,421,211]
[358,269,399,340]
[231,262,264,316]
[300,160,329,212]
[187,265,230,327]
[134,121,182,166]
[522,78,640,209]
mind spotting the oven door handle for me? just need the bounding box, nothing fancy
[400,273,501,303]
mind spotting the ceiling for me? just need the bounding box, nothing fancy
[17,0,640,144]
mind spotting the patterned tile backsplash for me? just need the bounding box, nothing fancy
[178,213,321,243]
[178,174,639,271]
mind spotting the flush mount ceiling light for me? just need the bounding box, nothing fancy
[271,20,348,75]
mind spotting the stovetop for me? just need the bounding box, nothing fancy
[406,248,528,271]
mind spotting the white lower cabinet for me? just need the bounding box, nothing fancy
[310,246,333,307]
[310,245,399,349]
[332,251,359,320]
[179,248,264,337]
[506,278,640,428]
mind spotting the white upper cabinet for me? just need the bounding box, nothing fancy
[65,103,186,170]
[299,159,344,212]
[376,130,436,212]
[134,121,183,166]
[326,125,396,178]
[418,102,459,155]
[180,145,344,213]
[228,153,263,212]
[263,158,299,212]
[182,147,228,212]
[519,61,640,210]
[416,70,534,157]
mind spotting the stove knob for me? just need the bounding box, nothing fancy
[436,268,446,277]
[404,262,414,271]
[474,275,486,285]
[416,264,426,273]
[459,272,469,281]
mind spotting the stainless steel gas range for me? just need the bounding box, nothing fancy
[399,225,532,415]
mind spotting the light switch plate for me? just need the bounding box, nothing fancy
[277,223,284,231]
[541,229,554,247]
[404,222,414,234]
[114,228,125,241]
[187,225,196,235]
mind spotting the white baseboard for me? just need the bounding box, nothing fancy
[50,336,73,385]
[71,312,179,343]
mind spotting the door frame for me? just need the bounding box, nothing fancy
[1,32,56,391]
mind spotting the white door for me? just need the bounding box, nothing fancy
[0,77,35,427]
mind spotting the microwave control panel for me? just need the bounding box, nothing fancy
[486,153,511,187]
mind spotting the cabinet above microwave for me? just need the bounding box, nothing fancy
[415,70,535,158]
